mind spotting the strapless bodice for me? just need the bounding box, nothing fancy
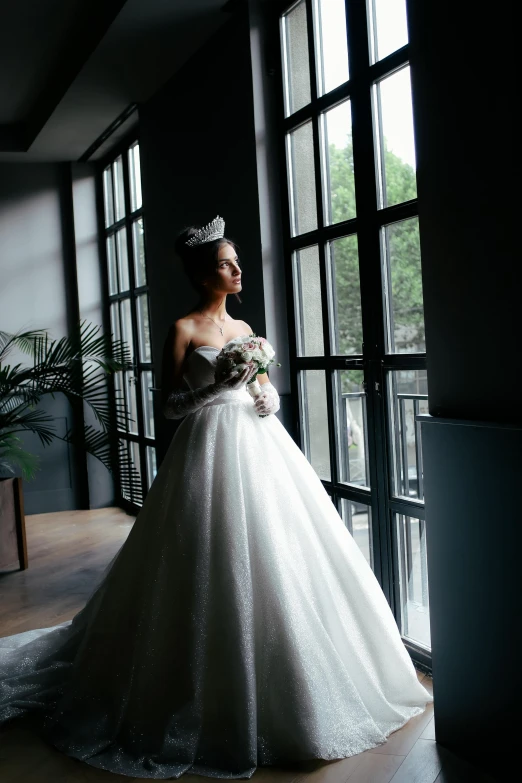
[182,346,251,408]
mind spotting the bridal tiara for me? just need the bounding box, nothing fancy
[185,216,226,247]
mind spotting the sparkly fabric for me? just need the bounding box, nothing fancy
[0,346,432,779]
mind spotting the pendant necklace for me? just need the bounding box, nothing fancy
[199,309,226,336]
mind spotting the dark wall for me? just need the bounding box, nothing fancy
[408,1,520,424]
[0,162,113,513]
[0,163,81,513]
[139,9,266,462]
[408,1,520,777]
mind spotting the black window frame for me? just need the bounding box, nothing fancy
[95,128,157,515]
[273,0,430,671]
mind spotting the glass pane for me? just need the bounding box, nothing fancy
[116,228,130,292]
[327,235,363,355]
[114,371,125,432]
[369,0,408,63]
[301,370,331,481]
[106,235,118,295]
[146,446,157,489]
[314,0,349,95]
[128,142,142,212]
[125,371,139,435]
[383,217,425,353]
[396,513,431,649]
[293,245,324,357]
[119,438,131,501]
[336,370,369,487]
[375,66,417,208]
[341,498,373,569]
[137,294,152,362]
[120,298,135,364]
[388,370,428,501]
[103,166,114,228]
[141,371,155,439]
[130,440,142,506]
[322,100,356,225]
[287,121,318,237]
[132,218,147,287]
[109,302,121,347]
[113,155,126,222]
[281,0,311,117]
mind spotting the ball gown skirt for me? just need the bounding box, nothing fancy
[0,346,432,779]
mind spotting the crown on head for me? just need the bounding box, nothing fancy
[185,215,226,247]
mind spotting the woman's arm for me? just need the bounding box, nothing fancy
[241,321,280,414]
[160,321,257,419]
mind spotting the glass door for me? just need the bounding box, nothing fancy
[278,0,430,667]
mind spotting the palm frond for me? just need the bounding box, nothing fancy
[0,433,41,480]
[0,319,139,486]
[0,328,47,364]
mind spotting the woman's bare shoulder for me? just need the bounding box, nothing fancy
[238,319,253,335]
[169,315,197,339]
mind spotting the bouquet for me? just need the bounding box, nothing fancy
[215,334,281,417]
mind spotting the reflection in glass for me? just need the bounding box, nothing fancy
[114,372,125,431]
[383,217,425,353]
[110,302,121,346]
[327,235,362,355]
[113,156,126,222]
[142,371,155,439]
[396,513,431,649]
[132,219,147,287]
[116,228,130,292]
[287,121,318,237]
[322,100,356,225]
[128,142,142,212]
[103,167,114,227]
[293,246,324,357]
[125,371,139,435]
[314,0,349,95]
[301,370,331,481]
[106,235,118,295]
[137,295,152,362]
[120,298,135,364]
[368,0,408,63]
[130,440,142,506]
[281,0,311,117]
[146,446,157,489]
[341,498,373,569]
[336,370,369,487]
[388,370,428,501]
[375,66,417,208]
[119,438,131,501]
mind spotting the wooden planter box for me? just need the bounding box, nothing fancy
[0,477,28,570]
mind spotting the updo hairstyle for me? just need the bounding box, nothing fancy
[174,226,241,300]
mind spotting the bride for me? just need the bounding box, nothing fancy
[0,216,432,780]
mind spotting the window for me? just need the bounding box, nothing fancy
[279,0,430,666]
[101,141,157,510]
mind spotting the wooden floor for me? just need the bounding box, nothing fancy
[0,509,495,783]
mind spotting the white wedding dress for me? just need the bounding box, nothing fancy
[0,345,432,779]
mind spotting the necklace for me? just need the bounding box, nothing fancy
[199,309,226,336]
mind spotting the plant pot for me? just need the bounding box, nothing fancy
[0,477,28,570]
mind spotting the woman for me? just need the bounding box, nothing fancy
[0,216,431,780]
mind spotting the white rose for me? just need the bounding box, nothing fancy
[241,351,253,361]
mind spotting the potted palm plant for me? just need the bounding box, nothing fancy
[0,320,137,570]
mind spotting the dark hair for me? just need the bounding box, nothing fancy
[174,226,241,303]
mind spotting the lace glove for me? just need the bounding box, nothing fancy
[163,364,257,420]
[253,380,280,416]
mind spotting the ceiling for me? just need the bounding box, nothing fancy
[0,0,233,162]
